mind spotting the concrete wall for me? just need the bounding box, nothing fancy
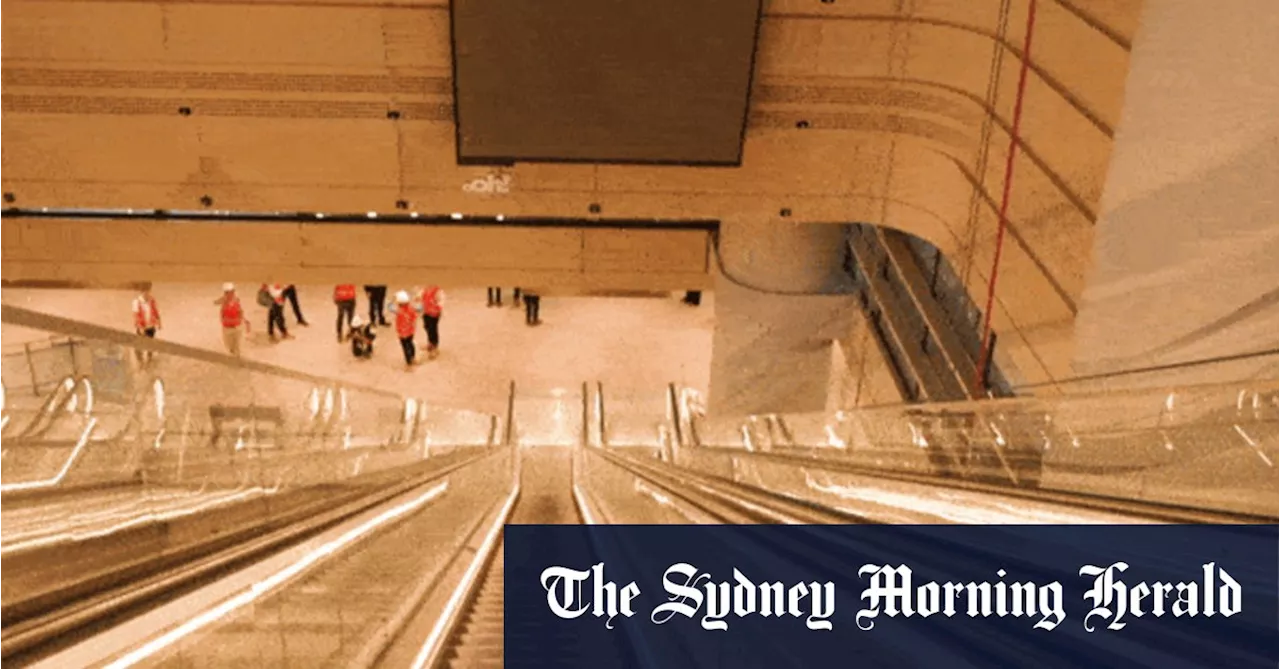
[1071,0,1279,389]
[707,221,855,415]
[840,309,910,408]
[0,218,713,290]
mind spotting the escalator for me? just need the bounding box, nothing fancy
[0,338,502,664]
[55,387,590,668]
[438,446,584,669]
[845,224,1012,402]
[434,385,590,667]
[445,556,505,667]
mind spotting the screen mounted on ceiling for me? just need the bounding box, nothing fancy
[450,0,764,166]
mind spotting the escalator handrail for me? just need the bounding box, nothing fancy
[7,450,496,663]
[725,446,1279,525]
[503,381,516,446]
[1,305,405,403]
[596,381,606,447]
[581,381,590,448]
[592,446,861,525]
[414,485,520,669]
[666,383,683,448]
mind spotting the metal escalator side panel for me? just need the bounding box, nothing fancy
[876,228,983,395]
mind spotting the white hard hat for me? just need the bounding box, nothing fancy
[395,290,410,303]
[351,315,365,327]
[222,282,235,292]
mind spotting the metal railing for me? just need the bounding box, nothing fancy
[2,336,89,398]
[1,306,500,495]
[675,379,1279,520]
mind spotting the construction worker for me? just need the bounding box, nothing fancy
[388,290,420,368]
[282,284,309,327]
[348,315,376,359]
[261,283,293,341]
[334,284,357,342]
[522,288,542,326]
[213,283,250,357]
[364,285,389,327]
[132,285,162,365]
[419,284,445,359]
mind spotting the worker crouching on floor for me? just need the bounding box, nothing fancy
[388,290,421,368]
[348,315,376,359]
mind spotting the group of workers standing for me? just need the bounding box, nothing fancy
[210,283,444,369]
[335,284,446,369]
[129,282,695,370]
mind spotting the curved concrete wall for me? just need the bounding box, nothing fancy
[709,222,856,415]
[716,220,851,294]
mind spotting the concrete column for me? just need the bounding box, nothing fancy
[707,220,856,416]
[1071,0,1278,389]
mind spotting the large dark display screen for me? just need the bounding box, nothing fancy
[451,0,763,165]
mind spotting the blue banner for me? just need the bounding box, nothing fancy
[504,525,1278,668]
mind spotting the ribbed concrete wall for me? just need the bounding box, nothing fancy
[1073,0,1279,388]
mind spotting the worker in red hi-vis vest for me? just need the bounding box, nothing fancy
[213,283,251,357]
[419,284,446,359]
[334,284,358,342]
[131,285,162,365]
[388,290,421,368]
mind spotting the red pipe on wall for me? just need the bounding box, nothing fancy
[973,0,1038,395]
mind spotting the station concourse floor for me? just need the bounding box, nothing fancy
[1,284,715,417]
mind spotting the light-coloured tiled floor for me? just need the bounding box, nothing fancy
[1,284,715,417]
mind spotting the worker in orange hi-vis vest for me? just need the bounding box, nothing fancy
[131,285,162,365]
[213,283,251,357]
[419,284,446,359]
[334,284,358,343]
[388,290,421,369]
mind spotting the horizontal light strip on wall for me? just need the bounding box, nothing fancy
[0,207,720,232]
